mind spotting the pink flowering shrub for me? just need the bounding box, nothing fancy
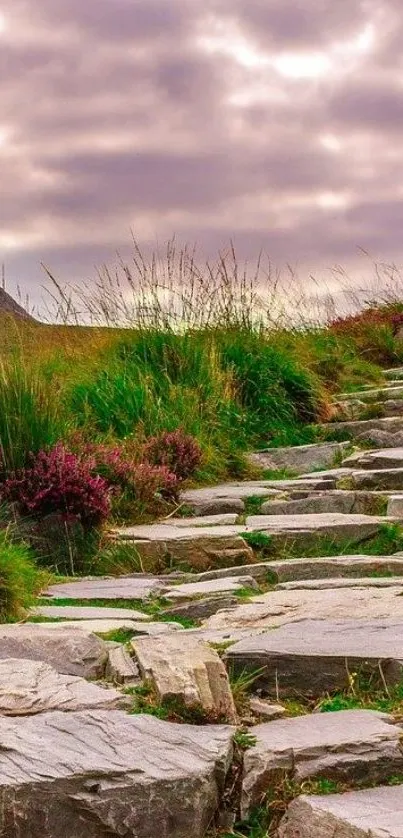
[82,442,179,502]
[0,443,111,529]
[144,429,202,480]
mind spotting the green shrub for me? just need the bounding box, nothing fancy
[0,528,43,621]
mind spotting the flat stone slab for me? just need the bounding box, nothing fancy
[351,467,403,490]
[0,709,234,838]
[45,577,165,601]
[190,555,403,584]
[321,416,403,438]
[205,587,403,632]
[32,619,181,636]
[0,623,108,678]
[276,576,403,590]
[162,514,239,527]
[31,605,151,621]
[132,634,238,723]
[248,441,349,474]
[245,512,386,542]
[161,595,240,621]
[278,784,403,838]
[260,490,386,516]
[339,385,403,401]
[0,658,127,715]
[344,448,403,470]
[106,646,140,685]
[242,710,403,816]
[164,576,259,601]
[225,618,403,697]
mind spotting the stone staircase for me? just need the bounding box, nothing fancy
[4,370,403,834]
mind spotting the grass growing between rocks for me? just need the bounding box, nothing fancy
[35,596,199,628]
[0,528,47,621]
[126,681,232,724]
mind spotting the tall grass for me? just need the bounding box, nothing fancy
[0,357,68,476]
[0,525,44,621]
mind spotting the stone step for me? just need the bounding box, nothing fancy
[180,481,285,515]
[132,634,238,723]
[337,385,403,401]
[260,490,387,516]
[0,623,108,678]
[318,416,403,438]
[31,605,151,621]
[242,710,403,818]
[248,441,349,475]
[278,784,403,838]
[343,447,403,470]
[276,576,403,590]
[385,366,403,379]
[205,587,403,631]
[45,576,165,601]
[0,658,127,716]
[245,512,389,545]
[224,618,403,697]
[351,467,403,490]
[0,709,233,838]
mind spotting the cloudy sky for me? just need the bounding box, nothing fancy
[1,0,403,307]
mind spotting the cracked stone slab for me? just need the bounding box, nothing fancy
[260,490,386,516]
[343,448,403,470]
[248,441,349,474]
[106,646,140,685]
[30,619,182,636]
[0,709,234,838]
[162,514,240,527]
[224,618,403,697]
[0,623,108,678]
[278,784,403,837]
[0,658,127,715]
[276,577,403,590]
[45,576,166,601]
[339,385,403,401]
[205,586,403,632]
[242,710,403,817]
[161,595,240,620]
[164,576,259,601]
[319,416,403,439]
[245,512,387,543]
[351,467,403,490]
[31,605,151,621]
[132,634,238,723]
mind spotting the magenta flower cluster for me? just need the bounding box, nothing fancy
[144,429,202,480]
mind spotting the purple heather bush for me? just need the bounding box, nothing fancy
[143,428,202,480]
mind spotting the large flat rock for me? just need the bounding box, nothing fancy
[0,709,233,838]
[276,576,403,590]
[190,555,403,584]
[132,634,238,723]
[351,467,403,490]
[242,710,403,816]
[31,605,151,620]
[45,576,165,601]
[343,448,403,470]
[338,385,403,401]
[0,658,127,715]
[248,441,348,474]
[225,618,403,697]
[205,586,403,631]
[278,784,403,837]
[0,623,108,678]
[164,575,259,601]
[180,481,285,515]
[320,416,403,438]
[245,512,387,543]
[260,490,386,516]
[31,619,181,636]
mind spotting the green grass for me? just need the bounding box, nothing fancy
[0,528,46,621]
[37,596,198,628]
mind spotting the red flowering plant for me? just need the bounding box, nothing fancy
[143,429,202,480]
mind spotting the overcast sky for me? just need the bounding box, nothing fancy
[1,0,403,308]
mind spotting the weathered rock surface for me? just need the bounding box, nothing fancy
[161,595,240,620]
[276,576,403,590]
[351,467,403,490]
[248,442,349,474]
[31,605,151,621]
[388,495,403,517]
[0,658,127,715]
[0,623,108,677]
[191,554,403,584]
[132,634,238,723]
[320,416,403,438]
[338,385,403,402]
[180,481,285,516]
[206,586,403,631]
[343,447,403,470]
[165,575,259,601]
[245,512,386,543]
[162,513,239,527]
[278,784,403,837]
[260,490,385,516]
[242,710,403,816]
[0,709,234,838]
[45,576,165,601]
[385,367,403,379]
[249,698,286,720]
[356,428,403,448]
[106,645,140,685]
[224,618,403,697]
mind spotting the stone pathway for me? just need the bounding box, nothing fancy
[5,372,403,834]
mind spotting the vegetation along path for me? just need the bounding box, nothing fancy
[6,295,403,835]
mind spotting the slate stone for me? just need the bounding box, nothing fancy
[248,442,348,474]
[106,646,140,685]
[352,468,403,490]
[225,618,403,697]
[276,577,403,590]
[278,784,403,837]
[45,576,165,601]
[0,623,108,678]
[161,595,240,620]
[249,698,286,720]
[343,448,403,470]
[163,514,239,527]
[388,495,403,517]
[320,416,403,439]
[0,710,234,838]
[132,634,238,723]
[0,658,127,715]
[260,490,385,516]
[245,512,385,543]
[31,605,151,621]
[164,575,259,601]
[242,710,403,817]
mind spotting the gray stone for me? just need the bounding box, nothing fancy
[0,658,127,715]
[225,618,403,697]
[163,513,239,527]
[338,385,403,401]
[343,448,403,470]
[278,784,403,838]
[356,428,403,448]
[132,634,238,723]
[388,495,403,517]
[164,576,259,601]
[45,576,165,601]
[260,490,385,516]
[26,618,181,635]
[0,623,108,678]
[248,442,349,474]
[276,576,403,590]
[31,605,151,621]
[106,646,140,685]
[245,512,386,543]
[242,710,403,817]
[385,367,403,379]
[351,467,403,490]
[161,596,240,620]
[188,555,403,585]
[0,709,234,838]
[320,416,403,439]
[249,698,286,720]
